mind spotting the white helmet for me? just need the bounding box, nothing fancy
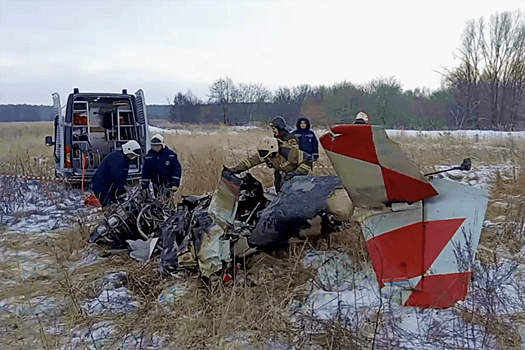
[122,140,141,157]
[355,111,369,123]
[258,137,279,158]
[150,133,165,147]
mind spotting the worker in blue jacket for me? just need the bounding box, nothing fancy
[292,116,319,163]
[141,134,182,200]
[91,140,141,207]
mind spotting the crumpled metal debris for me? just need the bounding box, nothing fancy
[90,171,353,279]
[250,175,347,247]
[126,237,159,261]
[90,189,167,248]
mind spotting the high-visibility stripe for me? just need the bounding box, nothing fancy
[298,163,311,173]
[298,150,303,163]
[241,159,251,168]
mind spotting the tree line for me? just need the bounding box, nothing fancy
[168,10,524,130]
[0,105,55,122]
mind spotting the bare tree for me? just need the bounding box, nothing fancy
[208,77,237,124]
[443,10,525,130]
[273,86,293,104]
[292,84,314,103]
[365,76,403,127]
[236,83,272,104]
[236,83,272,123]
[169,90,203,123]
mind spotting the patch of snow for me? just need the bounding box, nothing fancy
[158,283,187,307]
[102,270,128,290]
[148,124,261,136]
[434,162,517,189]
[118,333,171,350]
[304,251,370,292]
[296,251,501,350]
[385,129,525,139]
[67,321,118,350]
[266,343,296,350]
[0,295,62,317]
[45,325,65,335]
[84,287,138,315]
[314,128,525,140]
[0,246,55,279]
[1,179,98,234]
[459,259,525,316]
[70,248,102,269]
[149,125,194,135]
[483,220,494,228]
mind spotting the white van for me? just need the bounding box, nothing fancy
[45,88,151,183]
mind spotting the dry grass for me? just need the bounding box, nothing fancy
[164,128,272,194]
[33,244,328,349]
[163,127,336,197]
[0,122,54,154]
[390,133,525,172]
[478,169,525,263]
[329,220,370,265]
[0,122,55,176]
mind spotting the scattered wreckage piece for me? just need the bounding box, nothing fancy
[249,175,353,247]
[319,123,489,309]
[320,124,438,207]
[161,170,353,277]
[360,178,488,308]
[90,189,168,249]
[90,170,354,279]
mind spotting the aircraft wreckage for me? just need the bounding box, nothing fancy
[90,124,488,309]
[90,170,354,278]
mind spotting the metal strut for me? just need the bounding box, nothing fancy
[424,158,471,176]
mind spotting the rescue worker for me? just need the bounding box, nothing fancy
[226,136,312,193]
[141,134,182,200]
[268,116,301,188]
[91,140,141,207]
[292,116,319,162]
[353,111,369,124]
[268,116,299,148]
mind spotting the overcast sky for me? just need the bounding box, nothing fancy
[0,0,523,105]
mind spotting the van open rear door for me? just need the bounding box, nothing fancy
[135,89,151,152]
[52,93,65,177]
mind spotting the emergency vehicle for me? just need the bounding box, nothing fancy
[45,88,151,183]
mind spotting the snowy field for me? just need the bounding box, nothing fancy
[1,126,524,349]
[150,124,525,139]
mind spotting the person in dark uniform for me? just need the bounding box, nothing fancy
[91,140,141,207]
[141,134,182,200]
[227,136,312,193]
[293,116,319,163]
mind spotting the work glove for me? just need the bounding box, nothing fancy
[284,171,300,181]
[223,166,240,176]
[171,186,178,193]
